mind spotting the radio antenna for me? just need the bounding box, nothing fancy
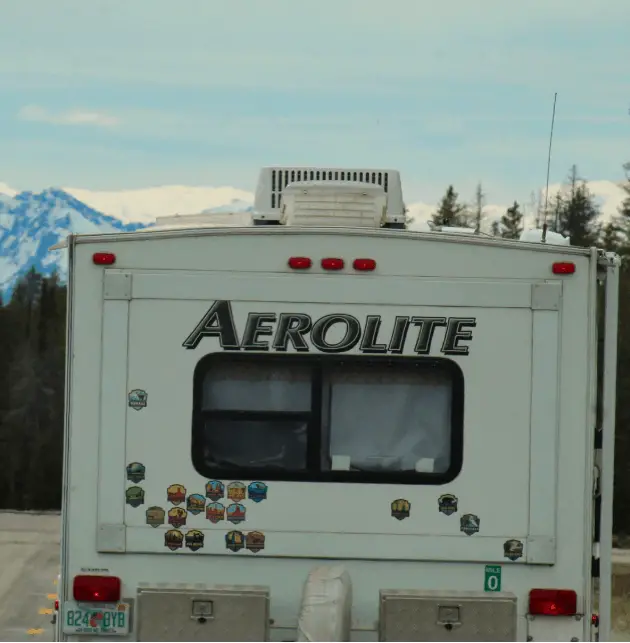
[541,92,558,243]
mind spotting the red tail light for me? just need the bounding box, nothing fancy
[288,256,312,270]
[592,613,599,627]
[353,258,376,272]
[73,575,121,603]
[321,258,344,271]
[92,252,116,266]
[54,600,59,611]
[552,261,575,275]
[529,589,577,616]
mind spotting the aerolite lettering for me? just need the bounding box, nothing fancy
[182,300,476,356]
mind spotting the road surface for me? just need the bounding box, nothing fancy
[0,511,628,641]
[0,512,59,642]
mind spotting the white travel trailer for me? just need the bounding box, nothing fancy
[52,166,618,641]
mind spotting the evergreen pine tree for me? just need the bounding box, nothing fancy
[499,201,524,239]
[614,163,630,258]
[431,185,470,228]
[555,165,600,247]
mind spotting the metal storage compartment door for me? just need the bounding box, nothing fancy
[379,589,517,642]
[136,586,270,642]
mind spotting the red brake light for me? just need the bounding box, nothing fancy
[73,575,121,603]
[353,258,376,272]
[592,613,599,627]
[54,600,59,611]
[92,252,116,266]
[552,261,575,275]
[288,256,312,270]
[321,258,344,271]
[529,589,577,616]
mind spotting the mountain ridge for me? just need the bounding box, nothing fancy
[0,179,626,297]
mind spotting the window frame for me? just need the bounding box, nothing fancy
[191,353,464,486]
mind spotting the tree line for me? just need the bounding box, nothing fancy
[1,162,630,534]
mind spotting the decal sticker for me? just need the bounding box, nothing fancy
[167,484,186,505]
[185,529,205,552]
[225,530,245,552]
[227,503,246,525]
[438,494,458,516]
[146,506,166,528]
[165,529,184,551]
[125,486,145,508]
[205,480,225,501]
[460,513,480,536]
[128,389,148,410]
[391,499,411,521]
[187,493,206,515]
[206,502,226,524]
[247,481,268,503]
[126,462,146,483]
[182,300,477,356]
[246,531,266,553]
[227,481,246,502]
[168,507,188,529]
[503,539,524,561]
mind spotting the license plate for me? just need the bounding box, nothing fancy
[62,601,130,636]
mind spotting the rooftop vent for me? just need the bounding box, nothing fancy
[253,166,405,227]
[280,181,387,228]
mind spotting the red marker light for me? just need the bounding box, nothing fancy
[552,261,575,275]
[288,257,312,270]
[353,258,376,272]
[73,575,121,603]
[528,589,577,616]
[92,252,116,266]
[321,258,344,271]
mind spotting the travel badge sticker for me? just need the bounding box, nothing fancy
[225,530,245,552]
[125,486,145,508]
[128,389,148,411]
[227,482,246,502]
[438,494,458,516]
[185,530,205,552]
[247,481,268,503]
[187,493,206,516]
[391,499,411,521]
[227,503,246,525]
[205,480,225,501]
[165,529,184,551]
[146,506,166,528]
[460,513,480,536]
[206,502,226,524]
[126,462,146,484]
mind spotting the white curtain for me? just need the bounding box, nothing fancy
[327,368,452,473]
[202,361,311,412]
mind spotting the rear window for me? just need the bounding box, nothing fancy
[191,355,463,485]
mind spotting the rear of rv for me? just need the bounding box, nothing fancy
[57,225,617,642]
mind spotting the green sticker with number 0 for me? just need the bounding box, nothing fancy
[484,565,502,592]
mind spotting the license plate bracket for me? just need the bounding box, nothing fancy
[62,600,130,636]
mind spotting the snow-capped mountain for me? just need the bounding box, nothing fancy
[64,186,255,224]
[0,188,143,296]
[0,179,627,299]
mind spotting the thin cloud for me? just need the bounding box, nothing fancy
[17,105,119,127]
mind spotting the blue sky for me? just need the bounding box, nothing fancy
[0,0,628,203]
